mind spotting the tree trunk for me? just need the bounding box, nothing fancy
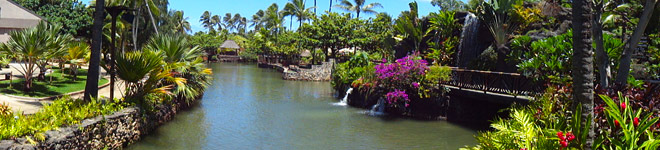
[614,0,657,84]
[592,3,609,88]
[85,0,104,101]
[571,0,595,149]
[144,0,159,35]
[495,45,510,72]
[133,6,141,51]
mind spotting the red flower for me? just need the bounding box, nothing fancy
[634,117,640,126]
[621,102,626,110]
[520,148,527,150]
[557,131,564,140]
[560,140,568,147]
[615,120,620,127]
[566,132,575,141]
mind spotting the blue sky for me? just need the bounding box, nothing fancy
[87,0,441,33]
[171,0,440,33]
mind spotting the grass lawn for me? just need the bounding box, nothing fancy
[0,69,108,98]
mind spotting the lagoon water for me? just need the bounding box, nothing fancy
[127,63,477,150]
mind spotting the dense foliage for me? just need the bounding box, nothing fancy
[0,97,125,140]
[15,0,93,36]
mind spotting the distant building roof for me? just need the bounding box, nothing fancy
[0,0,44,43]
[220,40,241,49]
[0,0,44,29]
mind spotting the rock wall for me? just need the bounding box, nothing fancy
[0,101,187,150]
[283,60,334,81]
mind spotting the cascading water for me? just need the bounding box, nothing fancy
[369,98,386,116]
[457,13,480,68]
[334,88,353,106]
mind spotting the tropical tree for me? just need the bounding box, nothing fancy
[263,3,285,36]
[146,34,211,103]
[250,10,266,29]
[63,41,91,80]
[85,0,105,101]
[431,0,466,11]
[212,15,222,31]
[173,11,191,33]
[15,0,93,36]
[476,0,520,72]
[115,49,179,104]
[614,0,657,84]
[284,0,316,28]
[0,23,63,91]
[200,11,214,32]
[333,0,382,18]
[571,0,596,148]
[394,2,424,54]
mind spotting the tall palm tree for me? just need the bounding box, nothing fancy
[571,0,595,148]
[85,0,105,101]
[223,13,235,32]
[285,0,316,28]
[333,0,382,18]
[200,11,214,32]
[251,10,266,29]
[174,11,191,33]
[264,3,284,36]
[212,15,221,31]
[231,13,243,32]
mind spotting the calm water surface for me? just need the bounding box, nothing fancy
[127,63,477,150]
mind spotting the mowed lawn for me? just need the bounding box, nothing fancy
[0,69,108,98]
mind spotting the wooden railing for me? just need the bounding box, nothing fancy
[442,68,541,97]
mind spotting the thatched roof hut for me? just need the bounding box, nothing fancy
[220,40,241,49]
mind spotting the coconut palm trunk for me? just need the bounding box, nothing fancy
[571,0,595,148]
[144,0,159,35]
[614,0,657,84]
[85,0,105,101]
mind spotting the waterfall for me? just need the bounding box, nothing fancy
[334,88,353,106]
[457,13,480,68]
[369,98,386,116]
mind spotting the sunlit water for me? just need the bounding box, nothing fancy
[127,63,477,150]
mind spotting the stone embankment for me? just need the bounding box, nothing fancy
[0,100,191,150]
[259,60,334,81]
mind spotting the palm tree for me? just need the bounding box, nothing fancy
[0,23,62,91]
[85,0,105,101]
[285,0,316,28]
[174,11,191,33]
[571,0,595,148]
[251,10,266,29]
[212,15,221,31]
[63,41,91,80]
[264,3,285,36]
[223,13,235,32]
[200,11,214,32]
[333,0,382,18]
[115,49,178,103]
[231,13,243,32]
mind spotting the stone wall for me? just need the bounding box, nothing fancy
[0,101,187,150]
[283,60,334,81]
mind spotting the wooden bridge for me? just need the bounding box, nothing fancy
[441,68,541,103]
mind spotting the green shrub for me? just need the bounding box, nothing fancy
[0,97,126,140]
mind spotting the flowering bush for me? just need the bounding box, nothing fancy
[374,55,428,108]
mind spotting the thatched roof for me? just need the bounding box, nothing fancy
[220,40,240,49]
